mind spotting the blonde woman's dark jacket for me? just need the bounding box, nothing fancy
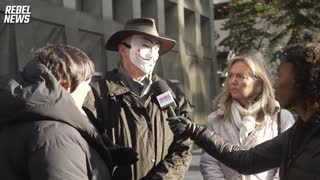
[0,62,112,180]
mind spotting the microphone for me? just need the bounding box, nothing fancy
[151,80,177,117]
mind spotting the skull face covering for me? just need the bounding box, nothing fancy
[129,35,160,74]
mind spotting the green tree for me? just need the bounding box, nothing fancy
[219,0,320,54]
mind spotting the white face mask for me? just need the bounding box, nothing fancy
[129,35,160,74]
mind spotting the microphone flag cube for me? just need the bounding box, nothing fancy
[156,91,176,109]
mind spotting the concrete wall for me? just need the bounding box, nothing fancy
[0,0,220,124]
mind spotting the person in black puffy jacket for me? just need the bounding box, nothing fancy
[0,44,137,180]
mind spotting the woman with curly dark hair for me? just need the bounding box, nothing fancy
[167,43,320,180]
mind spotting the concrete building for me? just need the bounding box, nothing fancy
[213,0,230,51]
[212,0,231,85]
[0,0,219,123]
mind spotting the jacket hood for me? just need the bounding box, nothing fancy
[0,61,89,129]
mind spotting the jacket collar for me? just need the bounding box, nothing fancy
[106,69,165,97]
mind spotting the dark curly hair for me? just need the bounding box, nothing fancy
[280,43,320,110]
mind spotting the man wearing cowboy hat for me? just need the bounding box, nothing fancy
[83,18,194,180]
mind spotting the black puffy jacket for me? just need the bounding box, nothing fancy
[0,61,112,180]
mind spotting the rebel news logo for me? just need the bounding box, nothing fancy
[4,5,31,23]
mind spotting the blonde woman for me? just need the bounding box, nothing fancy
[199,52,295,180]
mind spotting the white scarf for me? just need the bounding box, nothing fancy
[231,100,262,145]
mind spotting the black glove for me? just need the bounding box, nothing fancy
[108,146,139,166]
[166,116,206,139]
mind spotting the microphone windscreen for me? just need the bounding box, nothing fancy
[151,80,171,96]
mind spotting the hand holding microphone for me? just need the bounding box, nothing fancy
[166,116,207,140]
[152,80,206,139]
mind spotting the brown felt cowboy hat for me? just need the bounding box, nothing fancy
[105,18,176,55]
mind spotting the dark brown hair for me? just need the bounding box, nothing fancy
[33,44,95,92]
[280,43,320,110]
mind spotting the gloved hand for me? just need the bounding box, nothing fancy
[108,146,139,166]
[166,116,206,140]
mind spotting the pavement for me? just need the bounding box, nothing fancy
[184,149,203,180]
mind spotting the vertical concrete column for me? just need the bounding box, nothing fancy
[209,1,220,96]
[102,0,116,71]
[82,0,102,17]
[132,0,141,18]
[141,0,159,28]
[104,21,123,71]
[62,1,79,48]
[152,0,165,76]
[156,0,165,35]
[102,0,113,19]
[15,23,34,70]
[113,0,133,23]
[195,13,202,57]
[177,0,193,104]
[194,5,212,124]
[177,0,185,53]
[106,0,135,71]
